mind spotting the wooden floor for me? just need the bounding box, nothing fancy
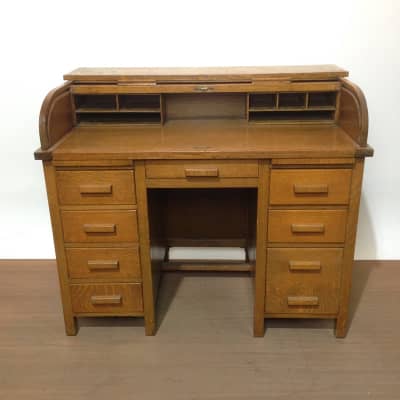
[0,260,399,399]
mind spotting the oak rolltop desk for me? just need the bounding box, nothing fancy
[34,65,373,337]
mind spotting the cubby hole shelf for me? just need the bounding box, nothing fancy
[119,94,161,112]
[248,91,337,123]
[309,92,337,107]
[74,94,117,112]
[74,94,162,124]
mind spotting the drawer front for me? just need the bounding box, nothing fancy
[145,160,259,179]
[61,210,138,243]
[270,169,351,205]
[70,283,143,314]
[268,210,347,243]
[266,248,342,314]
[56,169,136,205]
[66,247,141,280]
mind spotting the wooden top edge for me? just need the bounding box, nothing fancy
[64,65,349,82]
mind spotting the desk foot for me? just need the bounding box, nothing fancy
[65,316,78,336]
[144,317,156,336]
[335,317,347,338]
[253,317,265,337]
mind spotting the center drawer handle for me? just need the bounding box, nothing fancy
[87,260,119,271]
[194,86,211,92]
[83,224,116,234]
[91,295,122,305]
[289,261,321,271]
[288,296,319,306]
[79,184,113,194]
[293,184,328,194]
[184,168,219,178]
[291,224,325,234]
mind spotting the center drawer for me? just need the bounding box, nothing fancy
[61,210,138,243]
[145,160,259,179]
[56,169,136,205]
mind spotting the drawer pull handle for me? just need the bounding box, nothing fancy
[195,86,211,92]
[289,261,321,272]
[83,224,116,234]
[87,260,119,271]
[293,184,328,194]
[288,296,319,306]
[79,184,112,194]
[291,224,325,234]
[90,295,122,305]
[184,168,219,178]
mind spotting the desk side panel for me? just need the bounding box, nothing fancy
[338,79,369,147]
[36,83,75,159]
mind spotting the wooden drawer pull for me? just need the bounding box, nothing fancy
[291,224,325,234]
[287,296,319,306]
[194,86,211,92]
[184,168,219,177]
[293,184,328,194]
[87,260,119,271]
[90,295,122,305]
[83,224,116,234]
[79,184,112,194]
[289,261,321,271]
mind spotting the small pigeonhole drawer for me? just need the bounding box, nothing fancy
[56,169,136,205]
[270,169,351,205]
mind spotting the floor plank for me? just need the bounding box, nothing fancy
[0,260,399,399]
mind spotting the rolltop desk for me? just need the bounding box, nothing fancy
[34,65,373,337]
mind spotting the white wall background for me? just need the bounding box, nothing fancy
[0,0,398,259]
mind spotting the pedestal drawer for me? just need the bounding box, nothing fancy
[66,246,141,280]
[61,210,138,243]
[266,248,342,314]
[70,283,143,314]
[57,169,136,205]
[270,169,351,205]
[268,209,347,243]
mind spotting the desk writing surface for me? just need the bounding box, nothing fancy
[53,119,359,160]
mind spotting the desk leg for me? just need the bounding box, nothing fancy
[135,161,156,336]
[253,160,270,337]
[43,162,78,336]
[336,159,364,338]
